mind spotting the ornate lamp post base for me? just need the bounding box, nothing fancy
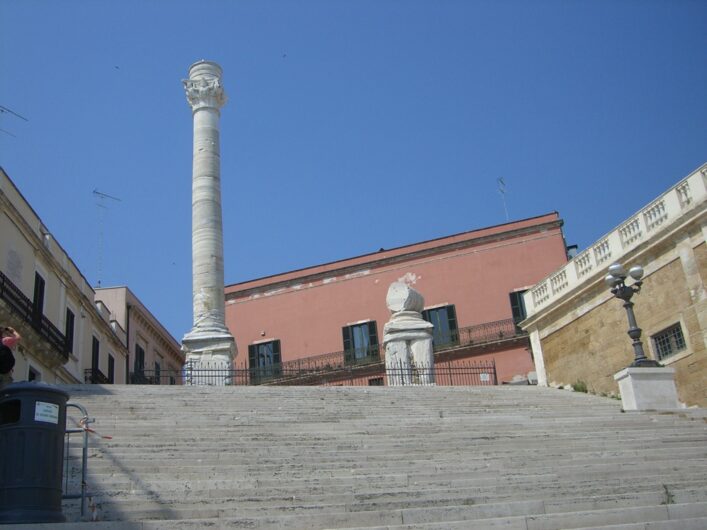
[614,367,681,411]
[630,357,662,368]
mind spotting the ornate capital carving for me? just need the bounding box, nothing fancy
[184,77,227,111]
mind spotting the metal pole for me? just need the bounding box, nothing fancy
[622,300,650,366]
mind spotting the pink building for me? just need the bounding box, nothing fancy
[224,213,568,385]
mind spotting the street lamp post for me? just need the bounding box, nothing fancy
[604,263,661,368]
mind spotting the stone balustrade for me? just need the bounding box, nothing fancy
[526,165,707,317]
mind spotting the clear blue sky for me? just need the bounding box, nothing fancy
[1,1,705,342]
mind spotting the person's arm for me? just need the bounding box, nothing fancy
[2,327,20,348]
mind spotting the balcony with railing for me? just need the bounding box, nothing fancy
[525,165,707,318]
[84,368,110,384]
[0,269,68,361]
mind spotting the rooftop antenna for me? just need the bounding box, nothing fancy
[92,189,121,288]
[0,104,28,138]
[497,177,509,222]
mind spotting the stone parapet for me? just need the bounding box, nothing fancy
[524,164,707,318]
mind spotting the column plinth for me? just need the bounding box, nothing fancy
[181,60,236,383]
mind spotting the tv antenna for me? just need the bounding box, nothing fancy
[497,177,509,222]
[0,104,28,138]
[93,189,121,288]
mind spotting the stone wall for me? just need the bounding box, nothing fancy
[534,238,707,407]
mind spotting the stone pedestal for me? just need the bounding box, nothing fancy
[181,60,236,382]
[614,367,681,411]
[383,282,435,386]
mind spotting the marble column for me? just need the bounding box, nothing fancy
[383,282,435,386]
[181,60,236,383]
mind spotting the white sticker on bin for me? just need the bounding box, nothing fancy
[35,401,60,424]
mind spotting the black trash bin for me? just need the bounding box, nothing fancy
[0,382,70,524]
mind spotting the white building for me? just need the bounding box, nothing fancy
[1,167,145,384]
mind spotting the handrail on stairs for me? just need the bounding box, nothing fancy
[63,402,92,518]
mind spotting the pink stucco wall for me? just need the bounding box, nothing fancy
[225,213,567,378]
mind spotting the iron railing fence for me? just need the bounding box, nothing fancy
[433,360,498,386]
[0,269,68,360]
[381,360,497,387]
[84,368,110,384]
[278,346,381,374]
[432,318,524,352]
[127,358,497,387]
[121,317,522,386]
[275,317,524,374]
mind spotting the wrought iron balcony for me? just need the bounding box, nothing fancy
[0,270,68,361]
[84,368,110,384]
[278,317,524,374]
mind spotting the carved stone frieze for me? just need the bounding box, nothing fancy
[183,77,227,110]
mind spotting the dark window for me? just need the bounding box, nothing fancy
[135,344,145,373]
[91,336,100,371]
[155,361,161,385]
[32,272,45,325]
[28,366,41,382]
[368,377,384,386]
[108,354,115,384]
[248,340,282,381]
[509,291,527,325]
[652,323,686,361]
[422,305,459,349]
[65,308,75,355]
[342,321,379,365]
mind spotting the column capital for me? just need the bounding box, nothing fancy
[183,60,227,111]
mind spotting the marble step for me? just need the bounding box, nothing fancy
[62,476,707,505]
[60,483,707,521]
[7,502,707,529]
[42,384,706,528]
[58,493,707,523]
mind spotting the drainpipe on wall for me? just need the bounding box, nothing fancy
[125,303,131,384]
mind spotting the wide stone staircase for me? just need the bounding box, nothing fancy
[8,384,707,529]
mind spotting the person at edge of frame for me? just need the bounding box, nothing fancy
[0,326,21,388]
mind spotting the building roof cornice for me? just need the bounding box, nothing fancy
[226,213,563,300]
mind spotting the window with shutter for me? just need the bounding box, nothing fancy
[422,305,459,349]
[248,340,282,382]
[509,291,528,324]
[342,321,379,365]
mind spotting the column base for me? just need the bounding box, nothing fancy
[613,367,681,411]
[182,330,237,386]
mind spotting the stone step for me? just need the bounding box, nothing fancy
[57,496,707,526]
[62,476,707,505]
[30,385,703,528]
[67,442,707,460]
[69,456,707,476]
[60,483,707,521]
[63,467,707,498]
[7,502,707,529]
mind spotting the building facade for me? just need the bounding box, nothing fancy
[95,287,184,384]
[0,167,128,384]
[521,164,707,407]
[224,213,569,385]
